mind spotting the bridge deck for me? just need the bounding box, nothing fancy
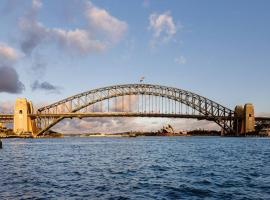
[0,114,14,120]
[0,114,13,123]
[31,112,222,120]
[1,113,269,121]
[255,117,270,121]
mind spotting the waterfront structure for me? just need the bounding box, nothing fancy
[234,104,256,134]
[0,84,269,137]
[13,98,37,136]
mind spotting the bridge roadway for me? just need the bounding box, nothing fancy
[31,112,231,120]
[1,112,270,122]
[0,114,13,122]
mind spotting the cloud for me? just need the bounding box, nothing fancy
[175,56,187,65]
[18,0,127,55]
[0,66,25,94]
[149,11,178,46]
[29,53,47,78]
[85,2,128,43]
[32,0,42,9]
[19,18,48,55]
[0,42,25,94]
[53,117,219,134]
[54,117,145,134]
[0,43,21,64]
[51,28,105,53]
[18,0,47,54]
[31,80,61,93]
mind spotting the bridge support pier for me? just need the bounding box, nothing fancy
[234,103,255,135]
[13,98,37,137]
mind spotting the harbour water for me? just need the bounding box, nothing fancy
[0,137,269,199]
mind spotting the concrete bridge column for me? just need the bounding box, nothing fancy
[13,98,37,137]
[234,103,255,135]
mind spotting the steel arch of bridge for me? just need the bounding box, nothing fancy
[36,84,234,135]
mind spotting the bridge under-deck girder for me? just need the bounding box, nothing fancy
[31,112,232,121]
[0,114,14,123]
[1,113,269,121]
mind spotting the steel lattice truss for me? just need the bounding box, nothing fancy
[36,84,235,135]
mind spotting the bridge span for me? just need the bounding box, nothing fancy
[30,112,232,120]
[0,83,269,136]
[2,113,269,123]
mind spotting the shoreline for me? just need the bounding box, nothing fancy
[1,134,269,139]
[1,128,269,139]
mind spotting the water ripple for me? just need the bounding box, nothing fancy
[0,137,270,199]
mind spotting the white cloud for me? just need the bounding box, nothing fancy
[18,0,127,55]
[175,56,187,65]
[0,43,21,63]
[32,0,42,10]
[85,2,128,43]
[51,28,105,53]
[149,11,177,44]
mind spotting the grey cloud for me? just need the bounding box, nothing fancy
[19,17,48,55]
[54,117,139,134]
[0,66,25,94]
[18,0,48,55]
[30,53,47,78]
[31,80,61,93]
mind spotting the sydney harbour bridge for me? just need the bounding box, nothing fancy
[0,84,269,137]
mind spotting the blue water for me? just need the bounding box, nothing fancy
[0,137,270,199]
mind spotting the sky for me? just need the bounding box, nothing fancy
[0,0,270,132]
